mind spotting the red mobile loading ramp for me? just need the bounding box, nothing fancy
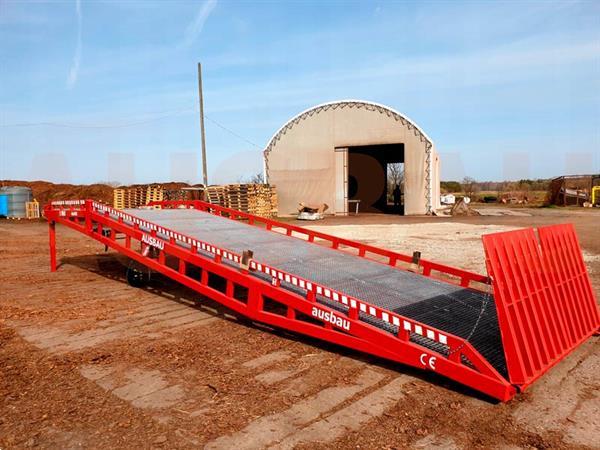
[45,200,599,401]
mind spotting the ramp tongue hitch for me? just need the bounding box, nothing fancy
[45,199,599,402]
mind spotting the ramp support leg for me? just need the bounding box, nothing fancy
[49,221,57,272]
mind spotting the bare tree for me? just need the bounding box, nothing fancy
[249,172,265,184]
[387,163,404,194]
[461,176,479,199]
[237,172,265,184]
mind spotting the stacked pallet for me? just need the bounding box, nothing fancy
[146,185,163,209]
[224,184,250,211]
[26,201,40,219]
[205,184,277,217]
[113,185,164,209]
[248,184,278,217]
[206,185,226,205]
[112,188,128,209]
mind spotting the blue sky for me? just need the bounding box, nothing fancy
[1,0,599,184]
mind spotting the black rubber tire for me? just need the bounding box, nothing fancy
[126,266,149,287]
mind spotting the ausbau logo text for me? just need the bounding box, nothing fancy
[311,307,350,331]
[141,234,164,250]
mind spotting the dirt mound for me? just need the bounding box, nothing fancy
[114,182,192,191]
[0,180,114,206]
[0,180,195,207]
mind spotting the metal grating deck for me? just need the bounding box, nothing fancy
[123,208,507,377]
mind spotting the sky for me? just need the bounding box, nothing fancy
[1,0,599,185]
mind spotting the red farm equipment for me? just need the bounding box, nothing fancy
[44,200,599,402]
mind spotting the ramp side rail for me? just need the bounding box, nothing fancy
[45,200,515,401]
[149,200,491,290]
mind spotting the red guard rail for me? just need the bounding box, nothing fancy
[149,200,491,290]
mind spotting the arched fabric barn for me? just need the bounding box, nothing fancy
[263,100,441,216]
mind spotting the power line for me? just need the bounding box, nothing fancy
[0,107,263,149]
[0,108,196,129]
[203,114,261,149]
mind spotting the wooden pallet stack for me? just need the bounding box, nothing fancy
[248,184,278,217]
[224,184,250,212]
[146,185,163,209]
[113,188,126,209]
[113,187,144,209]
[206,184,277,218]
[26,201,40,219]
[206,185,226,206]
[113,185,164,209]
[111,184,276,216]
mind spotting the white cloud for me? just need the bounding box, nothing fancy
[181,0,217,47]
[66,0,82,89]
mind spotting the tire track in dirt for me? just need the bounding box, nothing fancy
[14,305,215,353]
[206,368,388,450]
[270,375,411,449]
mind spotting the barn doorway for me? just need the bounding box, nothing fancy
[347,144,404,214]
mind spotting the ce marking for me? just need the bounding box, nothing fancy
[420,353,437,370]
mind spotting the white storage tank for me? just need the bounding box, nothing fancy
[1,186,33,218]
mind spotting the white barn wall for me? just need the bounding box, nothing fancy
[264,101,438,216]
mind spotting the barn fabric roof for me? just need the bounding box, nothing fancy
[262,100,434,160]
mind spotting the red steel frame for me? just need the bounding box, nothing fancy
[483,224,600,390]
[149,200,491,290]
[43,199,598,402]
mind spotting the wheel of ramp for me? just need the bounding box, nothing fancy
[126,262,150,288]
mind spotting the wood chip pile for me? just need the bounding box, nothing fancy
[206,184,278,217]
[163,189,189,201]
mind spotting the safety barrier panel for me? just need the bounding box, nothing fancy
[484,224,599,387]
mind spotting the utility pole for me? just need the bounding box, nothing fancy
[197,62,208,186]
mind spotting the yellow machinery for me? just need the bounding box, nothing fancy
[592,186,600,206]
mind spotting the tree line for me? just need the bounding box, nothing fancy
[441,178,551,195]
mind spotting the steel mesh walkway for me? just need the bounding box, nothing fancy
[123,208,507,376]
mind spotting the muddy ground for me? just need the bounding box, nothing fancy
[1,206,598,449]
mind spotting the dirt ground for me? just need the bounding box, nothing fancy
[1,206,599,449]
